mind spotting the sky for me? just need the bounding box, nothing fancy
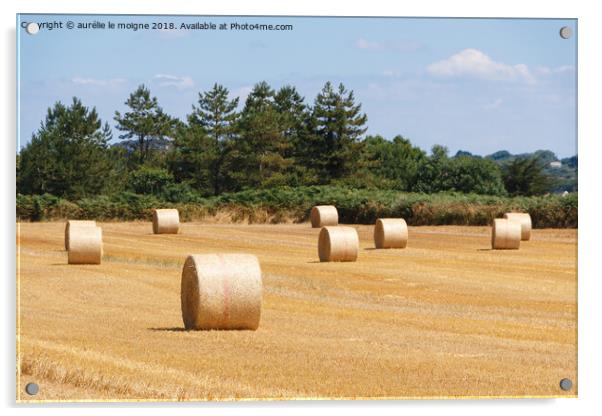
[17,15,577,158]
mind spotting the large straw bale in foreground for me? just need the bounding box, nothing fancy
[318,226,359,262]
[491,219,521,250]
[64,220,96,250]
[503,212,532,241]
[374,218,408,249]
[68,226,103,264]
[181,253,263,330]
[310,205,338,228]
[152,209,180,234]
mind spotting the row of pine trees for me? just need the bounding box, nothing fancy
[17,81,552,200]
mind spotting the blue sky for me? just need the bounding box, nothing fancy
[17,15,577,157]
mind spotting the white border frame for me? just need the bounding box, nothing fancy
[3,1,601,415]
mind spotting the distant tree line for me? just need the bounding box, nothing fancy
[17,81,564,200]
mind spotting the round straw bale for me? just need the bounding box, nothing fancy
[64,220,96,250]
[181,253,262,330]
[152,208,180,234]
[310,205,338,228]
[68,226,103,264]
[491,219,521,250]
[318,226,359,262]
[503,212,532,241]
[374,218,408,249]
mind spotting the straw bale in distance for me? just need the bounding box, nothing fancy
[310,205,338,228]
[374,218,408,249]
[491,219,521,250]
[503,212,532,241]
[181,253,262,330]
[318,226,359,262]
[152,209,180,234]
[68,226,103,264]
[64,220,96,250]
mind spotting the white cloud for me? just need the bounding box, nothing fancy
[356,38,385,50]
[71,77,127,87]
[535,65,575,76]
[426,48,535,83]
[534,66,552,76]
[483,98,503,110]
[152,74,194,90]
[554,65,575,73]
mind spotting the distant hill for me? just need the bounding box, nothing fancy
[111,137,173,154]
[454,149,577,193]
[485,150,511,161]
[561,155,578,168]
[453,150,478,158]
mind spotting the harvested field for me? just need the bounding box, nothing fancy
[16,222,577,401]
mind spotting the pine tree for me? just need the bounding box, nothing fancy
[274,85,308,159]
[242,81,274,112]
[187,83,239,195]
[18,97,116,198]
[168,122,214,193]
[309,82,368,182]
[232,81,298,188]
[114,85,176,166]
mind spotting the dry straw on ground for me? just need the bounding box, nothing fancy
[491,218,521,250]
[318,226,359,262]
[64,220,96,250]
[152,209,180,234]
[18,223,577,400]
[310,205,338,228]
[68,226,103,264]
[181,253,263,330]
[374,218,408,249]
[504,212,532,241]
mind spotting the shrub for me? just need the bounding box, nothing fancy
[127,167,175,196]
[16,186,577,228]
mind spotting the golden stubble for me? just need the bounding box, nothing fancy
[16,222,577,402]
